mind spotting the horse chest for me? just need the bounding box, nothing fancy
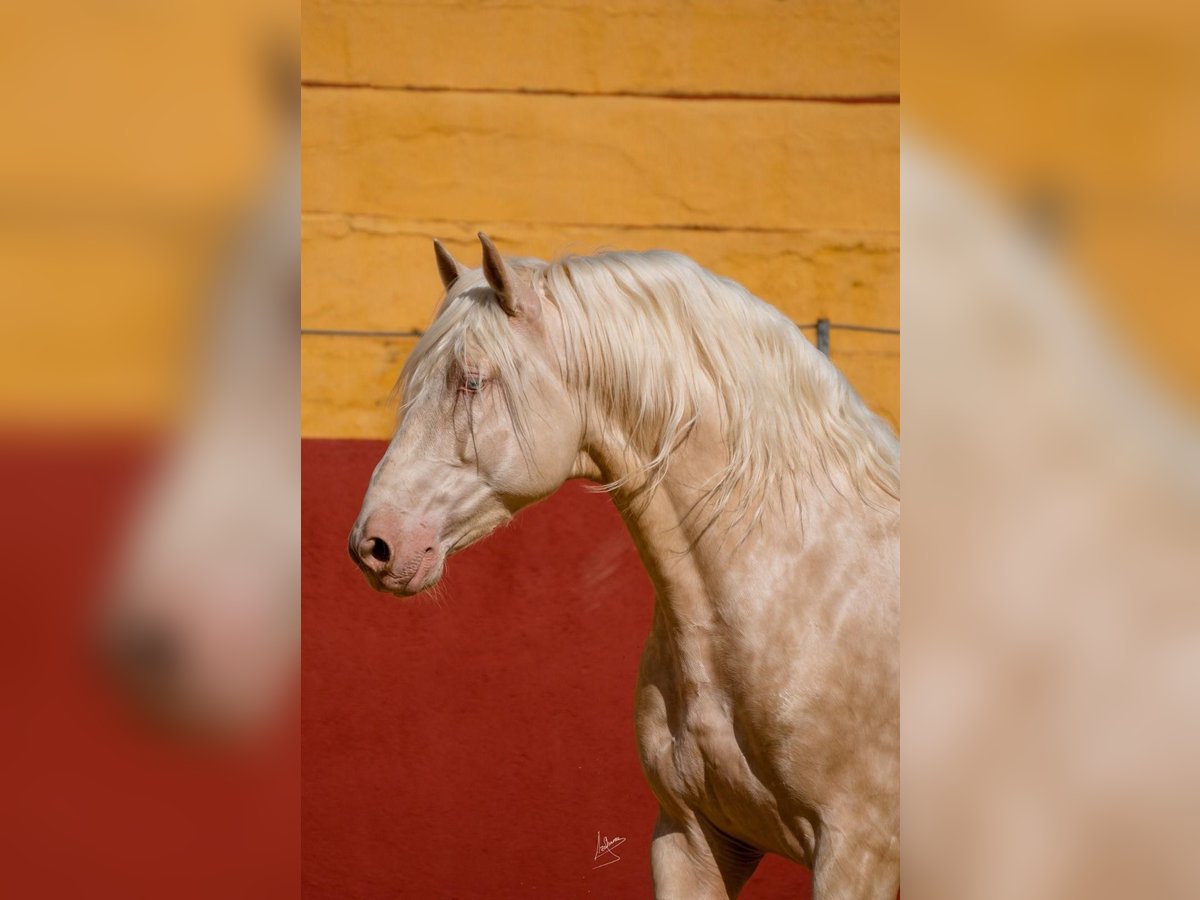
[637,684,725,797]
[634,635,791,849]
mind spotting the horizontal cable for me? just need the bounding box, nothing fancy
[301,328,423,339]
[795,322,899,335]
[301,322,899,339]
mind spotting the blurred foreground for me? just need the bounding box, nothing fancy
[904,2,1200,898]
[0,3,298,898]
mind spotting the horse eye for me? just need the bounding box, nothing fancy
[461,372,486,393]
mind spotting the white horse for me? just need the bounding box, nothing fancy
[101,55,299,737]
[350,234,900,899]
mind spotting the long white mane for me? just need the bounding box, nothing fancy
[401,249,899,528]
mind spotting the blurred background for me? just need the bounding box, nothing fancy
[300,1,896,898]
[903,2,1200,899]
[0,2,298,898]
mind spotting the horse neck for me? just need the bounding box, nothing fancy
[555,288,894,637]
[584,423,895,709]
[581,400,825,632]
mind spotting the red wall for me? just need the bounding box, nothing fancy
[302,439,811,898]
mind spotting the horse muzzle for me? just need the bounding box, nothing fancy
[349,509,446,596]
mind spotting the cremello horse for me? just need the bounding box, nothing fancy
[350,234,900,899]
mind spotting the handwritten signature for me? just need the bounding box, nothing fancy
[593,831,627,869]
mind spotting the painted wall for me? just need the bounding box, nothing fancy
[303,441,816,898]
[301,0,900,438]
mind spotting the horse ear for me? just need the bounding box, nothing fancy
[478,232,539,323]
[432,239,464,291]
[478,233,517,316]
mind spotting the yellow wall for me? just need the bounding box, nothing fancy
[301,0,900,438]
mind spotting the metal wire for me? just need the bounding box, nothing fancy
[301,328,425,338]
[300,320,900,341]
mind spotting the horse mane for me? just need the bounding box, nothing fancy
[399,249,899,529]
[541,251,898,521]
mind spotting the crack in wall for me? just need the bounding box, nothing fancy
[300,210,901,239]
[301,79,899,106]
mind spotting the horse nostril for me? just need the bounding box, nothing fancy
[108,617,179,683]
[368,538,390,563]
[424,546,433,554]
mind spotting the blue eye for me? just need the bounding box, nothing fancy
[461,372,486,393]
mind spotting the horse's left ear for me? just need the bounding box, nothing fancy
[433,239,465,291]
[479,232,540,325]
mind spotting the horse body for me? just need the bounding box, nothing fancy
[605,407,899,899]
[351,235,899,898]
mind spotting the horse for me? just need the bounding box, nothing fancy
[101,49,300,737]
[349,233,900,899]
